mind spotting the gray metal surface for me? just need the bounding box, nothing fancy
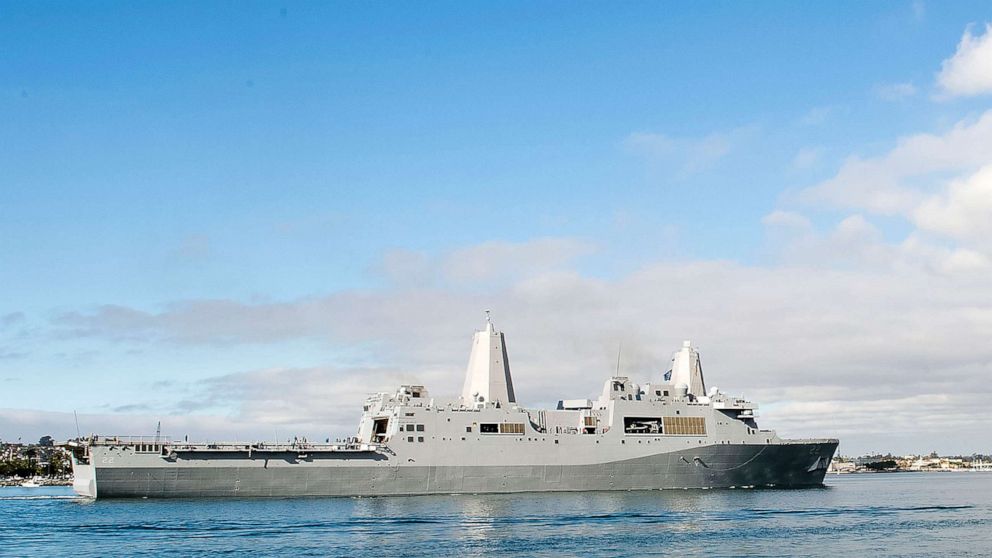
[87,440,837,498]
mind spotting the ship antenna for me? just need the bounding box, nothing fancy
[155,421,161,443]
[615,343,622,376]
[485,309,492,325]
[73,410,81,440]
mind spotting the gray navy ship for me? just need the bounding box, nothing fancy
[69,315,838,498]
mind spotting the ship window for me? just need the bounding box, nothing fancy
[406,424,415,432]
[655,390,661,396]
[405,412,415,417]
[663,390,669,396]
[418,437,424,442]
[480,423,498,433]
[407,436,414,442]
[465,426,472,433]
[416,425,424,432]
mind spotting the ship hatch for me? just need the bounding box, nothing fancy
[624,417,663,434]
[372,418,389,442]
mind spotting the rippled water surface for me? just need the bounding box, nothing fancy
[2,473,991,557]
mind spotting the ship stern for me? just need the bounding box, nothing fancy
[67,443,97,498]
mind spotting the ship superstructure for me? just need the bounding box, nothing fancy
[69,316,837,498]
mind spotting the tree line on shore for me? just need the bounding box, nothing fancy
[1,437,72,478]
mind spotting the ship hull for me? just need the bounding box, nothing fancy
[74,440,837,498]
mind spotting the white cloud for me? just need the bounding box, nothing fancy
[624,127,754,176]
[761,210,812,231]
[791,146,823,170]
[873,81,917,101]
[937,22,992,98]
[795,111,992,272]
[913,164,992,249]
[799,110,992,215]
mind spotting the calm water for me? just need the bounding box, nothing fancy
[2,473,991,557]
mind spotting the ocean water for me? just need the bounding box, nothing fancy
[2,473,990,557]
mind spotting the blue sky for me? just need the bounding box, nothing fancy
[3,2,992,453]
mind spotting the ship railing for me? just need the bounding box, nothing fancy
[85,435,393,455]
[166,441,392,454]
[89,435,173,445]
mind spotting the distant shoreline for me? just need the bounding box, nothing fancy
[0,478,72,487]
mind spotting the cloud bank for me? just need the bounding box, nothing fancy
[937,23,992,98]
[14,229,990,454]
